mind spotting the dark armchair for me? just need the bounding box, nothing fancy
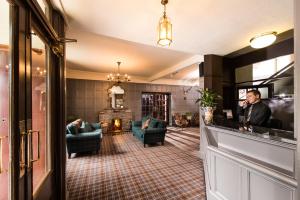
[66,121,102,158]
[132,117,167,147]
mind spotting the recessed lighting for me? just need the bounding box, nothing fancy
[250,32,277,49]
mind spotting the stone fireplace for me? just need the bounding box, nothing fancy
[99,109,132,133]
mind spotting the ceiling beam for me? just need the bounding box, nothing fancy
[147,55,204,82]
[66,68,199,86]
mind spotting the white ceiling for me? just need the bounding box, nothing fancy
[54,0,293,54]
[51,0,293,82]
[66,27,194,77]
[0,0,277,83]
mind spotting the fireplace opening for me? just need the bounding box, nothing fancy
[111,118,122,134]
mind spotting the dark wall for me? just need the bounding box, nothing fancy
[203,31,294,130]
[66,79,200,123]
[267,99,294,131]
[223,32,294,124]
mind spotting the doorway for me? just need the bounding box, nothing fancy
[141,92,171,123]
[0,0,66,199]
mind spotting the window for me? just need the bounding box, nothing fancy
[142,93,170,123]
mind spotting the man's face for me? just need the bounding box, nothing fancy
[246,92,259,104]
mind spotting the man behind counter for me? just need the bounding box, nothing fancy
[237,90,271,127]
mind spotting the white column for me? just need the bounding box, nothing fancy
[295,0,300,198]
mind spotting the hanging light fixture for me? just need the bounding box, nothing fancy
[107,61,130,83]
[250,32,277,49]
[157,0,172,46]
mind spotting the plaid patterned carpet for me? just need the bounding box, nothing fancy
[166,127,200,157]
[67,129,206,200]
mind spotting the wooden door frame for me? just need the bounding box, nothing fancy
[9,2,26,199]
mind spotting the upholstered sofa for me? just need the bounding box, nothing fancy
[66,121,102,158]
[132,117,167,147]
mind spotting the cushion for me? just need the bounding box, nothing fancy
[142,116,149,124]
[91,122,101,130]
[141,119,150,130]
[148,118,158,128]
[66,123,78,135]
[157,121,166,129]
[73,119,82,128]
[81,121,93,132]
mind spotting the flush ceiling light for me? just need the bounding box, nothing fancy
[157,0,172,46]
[250,32,277,49]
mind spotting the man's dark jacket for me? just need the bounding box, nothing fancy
[237,101,271,126]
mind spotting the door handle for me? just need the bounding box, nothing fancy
[20,132,26,170]
[28,130,40,164]
[0,136,8,174]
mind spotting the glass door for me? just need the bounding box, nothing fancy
[0,1,11,200]
[30,30,50,195]
[141,93,170,123]
[19,24,51,200]
[0,0,62,199]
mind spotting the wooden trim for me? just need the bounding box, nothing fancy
[50,9,66,200]
[226,29,294,58]
[32,170,53,198]
[226,38,294,69]
[25,0,59,43]
[10,3,21,200]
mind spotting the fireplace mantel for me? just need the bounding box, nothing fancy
[99,109,132,132]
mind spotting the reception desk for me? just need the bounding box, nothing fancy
[200,117,297,200]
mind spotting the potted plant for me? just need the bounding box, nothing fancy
[196,88,222,124]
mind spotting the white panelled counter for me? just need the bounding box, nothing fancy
[200,117,297,200]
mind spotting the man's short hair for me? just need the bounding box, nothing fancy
[247,89,261,99]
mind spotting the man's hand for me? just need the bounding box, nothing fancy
[239,100,248,108]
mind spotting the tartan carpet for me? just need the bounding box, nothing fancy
[67,130,206,200]
[166,127,200,157]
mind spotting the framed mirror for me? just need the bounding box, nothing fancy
[108,85,125,109]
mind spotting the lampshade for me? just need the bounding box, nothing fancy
[250,32,277,49]
[157,0,172,46]
[157,15,172,46]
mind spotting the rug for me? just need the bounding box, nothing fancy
[67,132,206,200]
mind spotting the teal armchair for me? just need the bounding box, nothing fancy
[66,122,102,158]
[132,117,167,147]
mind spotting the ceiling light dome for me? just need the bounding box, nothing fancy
[250,32,277,49]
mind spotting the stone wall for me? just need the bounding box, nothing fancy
[66,78,202,123]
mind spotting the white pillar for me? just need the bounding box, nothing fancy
[294,0,300,198]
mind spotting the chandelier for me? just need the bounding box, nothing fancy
[107,61,130,83]
[157,0,172,46]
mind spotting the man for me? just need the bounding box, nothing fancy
[237,90,271,127]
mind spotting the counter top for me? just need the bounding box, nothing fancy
[205,119,296,149]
